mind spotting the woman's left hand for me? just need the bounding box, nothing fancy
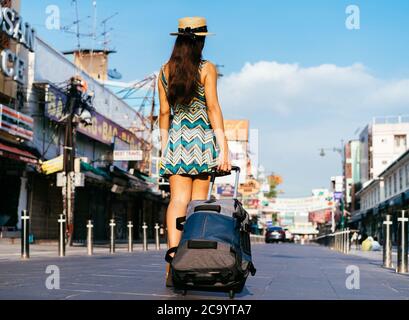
[217,148,232,173]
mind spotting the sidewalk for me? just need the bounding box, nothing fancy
[347,247,400,271]
[0,242,163,262]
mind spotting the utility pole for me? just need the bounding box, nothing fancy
[62,76,93,246]
[63,78,81,246]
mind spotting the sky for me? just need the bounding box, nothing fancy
[20,0,409,197]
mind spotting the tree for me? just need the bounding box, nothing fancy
[265,174,283,199]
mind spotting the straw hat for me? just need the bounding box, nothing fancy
[170,17,214,38]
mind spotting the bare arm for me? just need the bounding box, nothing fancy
[158,67,171,155]
[204,62,232,172]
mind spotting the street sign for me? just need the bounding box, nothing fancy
[74,172,85,187]
[113,150,143,161]
[41,156,64,175]
[56,172,66,187]
[57,172,84,187]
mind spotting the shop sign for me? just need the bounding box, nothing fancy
[41,155,63,175]
[45,85,139,146]
[0,104,33,141]
[224,120,249,142]
[238,179,260,196]
[334,192,343,201]
[0,7,36,84]
[217,184,235,197]
[308,209,332,224]
[113,150,143,162]
[113,136,143,171]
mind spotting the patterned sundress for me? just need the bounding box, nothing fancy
[159,60,220,178]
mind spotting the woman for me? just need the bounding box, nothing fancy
[158,17,232,287]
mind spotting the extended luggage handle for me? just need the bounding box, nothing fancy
[207,166,241,200]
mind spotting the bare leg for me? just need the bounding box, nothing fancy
[192,173,211,201]
[166,174,193,254]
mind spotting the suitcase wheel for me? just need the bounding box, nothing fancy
[182,290,187,296]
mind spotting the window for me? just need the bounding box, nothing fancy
[394,135,407,149]
[399,168,403,190]
[389,176,393,196]
[394,172,398,194]
[406,164,409,186]
[385,180,388,198]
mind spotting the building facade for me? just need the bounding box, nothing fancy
[1,0,167,241]
[351,148,409,243]
[0,0,38,234]
[359,116,409,185]
[347,116,409,239]
[343,140,360,212]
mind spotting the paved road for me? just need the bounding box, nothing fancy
[0,243,408,300]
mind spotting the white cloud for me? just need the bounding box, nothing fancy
[218,61,409,196]
[219,61,409,117]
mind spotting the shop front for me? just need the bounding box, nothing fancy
[0,0,38,234]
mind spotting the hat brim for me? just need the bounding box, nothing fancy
[170,32,215,37]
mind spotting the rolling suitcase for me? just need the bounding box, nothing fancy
[165,166,256,299]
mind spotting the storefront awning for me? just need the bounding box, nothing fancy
[349,212,364,224]
[0,142,37,164]
[109,165,151,192]
[403,190,409,203]
[388,193,404,208]
[81,161,111,181]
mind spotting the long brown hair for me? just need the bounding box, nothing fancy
[167,35,205,106]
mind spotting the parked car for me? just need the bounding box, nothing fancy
[265,226,286,243]
[283,228,294,242]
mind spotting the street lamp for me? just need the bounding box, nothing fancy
[319,140,345,231]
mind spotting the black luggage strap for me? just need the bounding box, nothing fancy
[241,222,252,233]
[176,217,186,231]
[233,200,248,222]
[188,240,218,249]
[165,247,178,264]
[249,262,257,276]
[194,204,221,213]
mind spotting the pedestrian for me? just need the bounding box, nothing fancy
[158,17,232,287]
[357,233,362,250]
[351,231,358,250]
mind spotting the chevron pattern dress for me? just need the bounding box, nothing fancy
[159,60,219,178]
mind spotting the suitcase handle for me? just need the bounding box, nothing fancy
[194,205,221,213]
[207,166,241,200]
